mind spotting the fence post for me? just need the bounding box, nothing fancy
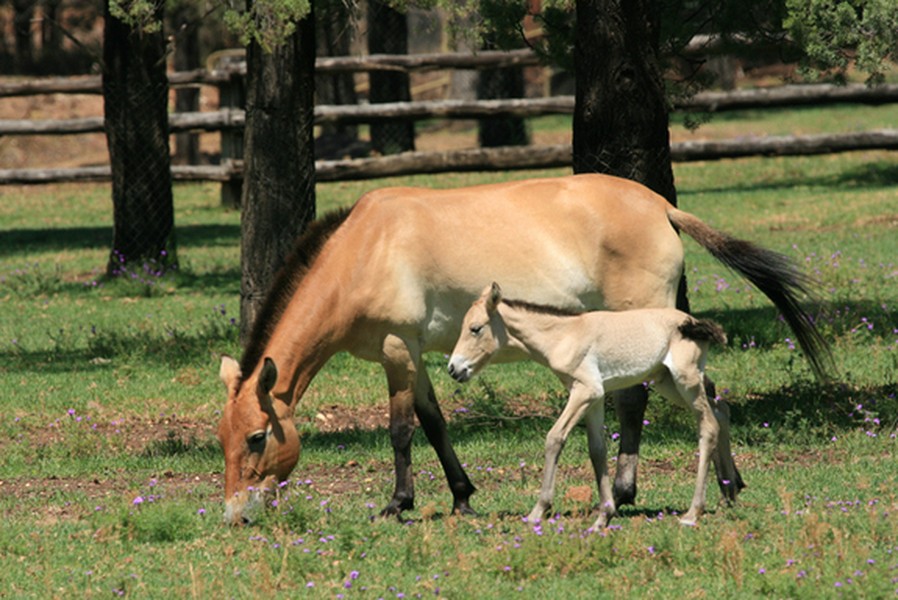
[217,62,245,208]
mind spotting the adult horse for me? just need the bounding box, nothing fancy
[217,173,829,524]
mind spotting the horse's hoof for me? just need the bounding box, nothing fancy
[612,484,637,507]
[379,496,413,519]
[453,500,478,517]
[717,472,746,505]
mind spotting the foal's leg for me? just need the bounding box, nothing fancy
[656,371,719,525]
[681,386,719,526]
[413,368,477,515]
[584,400,615,529]
[611,385,648,506]
[705,376,745,502]
[655,372,718,525]
[529,381,597,522]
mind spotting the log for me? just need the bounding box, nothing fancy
[683,83,898,111]
[671,129,898,160]
[4,130,896,185]
[0,99,567,135]
[315,145,572,181]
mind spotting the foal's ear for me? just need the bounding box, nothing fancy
[219,355,242,389]
[258,357,279,396]
[486,281,502,312]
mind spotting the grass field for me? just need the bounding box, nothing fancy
[1,105,897,598]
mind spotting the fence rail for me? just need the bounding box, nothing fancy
[5,129,898,185]
[3,49,898,186]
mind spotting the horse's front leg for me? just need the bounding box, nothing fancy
[611,385,648,506]
[379,335,420,518]
[413,369,477,515]
[529,382,596,522]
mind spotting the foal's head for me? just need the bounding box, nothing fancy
[217,356,300,525]
[448,282,505,383]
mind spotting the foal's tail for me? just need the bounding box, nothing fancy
[680,318,728,347]
[666,207,833,381]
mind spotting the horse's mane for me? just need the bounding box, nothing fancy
[501,298,582,318]
[237,207,353,388]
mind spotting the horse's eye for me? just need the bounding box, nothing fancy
[247,431,267,450]
[470,325,483,336]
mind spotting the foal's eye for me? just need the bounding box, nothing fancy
[247,431,267,450]
[470,325,484,336]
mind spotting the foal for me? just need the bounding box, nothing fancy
[448,283,728,528]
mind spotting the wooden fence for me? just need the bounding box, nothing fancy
[3,49,898,187]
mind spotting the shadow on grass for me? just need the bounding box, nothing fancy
[0,223,240,257]
[681,161,898,196]
[142,432,221,460]
[1,322,237,372]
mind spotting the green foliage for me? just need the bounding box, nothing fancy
[223,0,311,51]
[108,0,164,32]
[785,0,898,84]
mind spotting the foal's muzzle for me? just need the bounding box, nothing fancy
[447,359,472,383]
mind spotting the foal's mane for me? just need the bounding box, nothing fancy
[237,207,353,388]
[501,298,582,318]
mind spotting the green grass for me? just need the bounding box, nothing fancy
[1,105,898,597]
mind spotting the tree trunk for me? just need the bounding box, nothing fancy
[13,0,34,73]
[315,0,359,157]
[170,2,201,166]
[477,38,530,148]
[368,0,414,155]
[102,0,176,277]
[573,0,675,204]
[239,10,316,344]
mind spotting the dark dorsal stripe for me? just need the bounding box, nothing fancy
[501,298,582,318]
[237,207,353,389]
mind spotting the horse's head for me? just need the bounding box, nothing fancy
[448,282,505,383]
[217,355,300,525]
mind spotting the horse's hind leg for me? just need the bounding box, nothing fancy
[414,368,477,515]
[611,385,648,506]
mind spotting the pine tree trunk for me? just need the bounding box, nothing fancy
[170,2,201,166]
[368,0,414,155]
[102,0,176,277]
[239,11,316,343]
[572,0,676,204]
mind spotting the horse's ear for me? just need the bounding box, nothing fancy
[486,282,502,313]
[220,355,242,389]
[258,357,279,396]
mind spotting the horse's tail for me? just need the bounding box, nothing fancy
[679,318,728,347]
[666,206,832,381]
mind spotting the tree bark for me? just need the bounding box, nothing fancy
[239,9,316,344]
[315,0,359,156]
[13,0,35,73]
[170,2,201,165]
[102,0,176,277]
[573,0,675,204]
[367,0,414,155]
[477,37,530,148]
